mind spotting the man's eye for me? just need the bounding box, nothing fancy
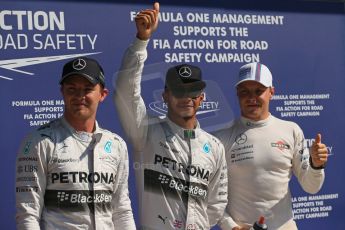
[85,88,93,92]
[255,89,265,95]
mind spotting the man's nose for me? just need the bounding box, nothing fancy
[74,89,86,97]
[247,91,258,98]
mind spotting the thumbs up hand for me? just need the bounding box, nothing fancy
[135,2,160,40]
[310,133,328,168]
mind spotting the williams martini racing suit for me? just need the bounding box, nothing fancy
[15,117,135,230]
[113,38,228,230]
[214,115,325,230]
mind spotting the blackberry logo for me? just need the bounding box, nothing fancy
[57,191,70,202]
[158,174,170,184]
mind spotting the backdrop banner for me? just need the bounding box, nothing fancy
[1,1,344,229]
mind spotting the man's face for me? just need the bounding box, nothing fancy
[61,75,108,122]
[163,89,204,120]
[236,81,274,121]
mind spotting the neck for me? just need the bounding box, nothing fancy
[242,112,271,122]
[167,114,196,129]
[64,114,95,133]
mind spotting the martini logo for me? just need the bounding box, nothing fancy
[271,140,290,150]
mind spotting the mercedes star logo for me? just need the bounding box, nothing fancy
[178,66,192,78]
[73,58,87,70]
[235,133,247,145]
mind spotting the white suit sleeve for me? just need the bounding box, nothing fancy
[15,133,48,230]
[218,210,240,230]
[112,139,136,229]
[292,125,325,194]
[213,129,240,230]
[113,38,149,152]
[207,143,228,227]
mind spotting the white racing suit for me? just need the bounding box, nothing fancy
[113,38,228,230]
[214,115,325,230]
[15,117,135,230]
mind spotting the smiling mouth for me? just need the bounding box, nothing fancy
[178,105,193,109]
[73,103,88,108]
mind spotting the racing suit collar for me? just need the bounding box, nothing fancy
[61,116,102,142]
[165,117,201,139]
[240,113,273,128]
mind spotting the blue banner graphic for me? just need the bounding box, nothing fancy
[1,1,344,229]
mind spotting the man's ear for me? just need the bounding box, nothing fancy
[100,88,109,102]
[269,87,275,99]
[200,92,205,101]
[162,89,168,103]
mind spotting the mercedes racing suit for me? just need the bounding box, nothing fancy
[15,117,135,230]
[214,115,325,230]
[113,38,228,230]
